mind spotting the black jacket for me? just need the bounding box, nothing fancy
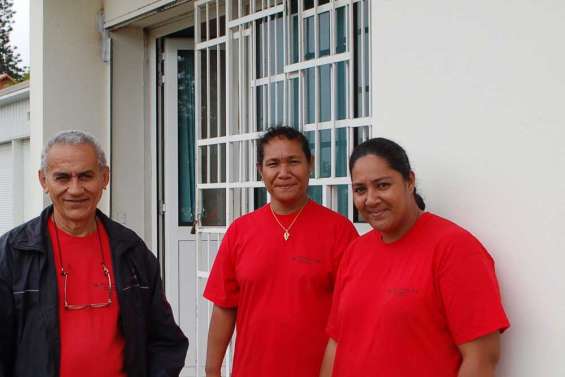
[0,206,188,377]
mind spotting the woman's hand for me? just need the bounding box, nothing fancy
[319,338,337,377]
[457,331,501,377]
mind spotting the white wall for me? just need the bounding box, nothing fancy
[110,27,153,242]
[30,0,109,215]
[0,85,32,229]
[103,0,176,27]
[372,1,565,376]
[0,98,29,143]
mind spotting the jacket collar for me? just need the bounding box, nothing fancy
[12,205,138,255]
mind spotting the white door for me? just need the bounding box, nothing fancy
[163,38,199,376]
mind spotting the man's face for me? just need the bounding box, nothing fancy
[258,137,312,210]
[39,143,109,225]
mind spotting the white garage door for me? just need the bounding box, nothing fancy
[0,142,13,235]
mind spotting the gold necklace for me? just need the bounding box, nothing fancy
[269,200,309,241]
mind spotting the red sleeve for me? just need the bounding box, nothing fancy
[437,231,510,345]
[330,220,359,289]
[326,239,356,342]
[203,223,239,308]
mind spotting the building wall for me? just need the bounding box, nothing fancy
[30,0,109,215]
[0,98,29,143]
[0,87,33,232]
[103,0,176,27]
[110,27,153,242]
[371,1,565,375]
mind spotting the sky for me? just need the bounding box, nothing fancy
[11,0,30,68]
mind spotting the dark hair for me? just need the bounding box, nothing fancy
[257,126,312,164]
[349,138,426,210]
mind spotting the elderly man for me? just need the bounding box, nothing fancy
[0,130,188,377]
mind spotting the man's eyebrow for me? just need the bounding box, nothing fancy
[52,170,96,176]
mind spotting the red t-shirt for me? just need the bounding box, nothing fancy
[204,200,358,377]
[327,212,510,377]
[48,218,126,377]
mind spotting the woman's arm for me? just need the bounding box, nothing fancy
[205,304,237,377]
[319,338,337,377]
[457,332,501,377]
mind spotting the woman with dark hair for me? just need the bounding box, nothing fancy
[204,127,358,377]
[320,138,509,377]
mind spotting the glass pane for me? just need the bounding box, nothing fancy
[220,143,226,182]
[209,13,218,40]
[319,65,331,122]
[336,184,348,217]
[336,6,347,54]
[336,61,348,120]
[304,0,314,10]
[305,131,315,178]
[178,50,196,226]
[200,52,208,139]
[304,16,315,60]
[308,185,322,204]
[220,48,226,136]
[319,0,330,4]
[319,129,331,178]
[335,128,347,177]
[305,67,315,124]
[354,126,370,147]
[210,144,218,183]
[289,78,299,129]
[256,85,266,131]
[290,15,299,64]
[270,16,276,75]
[201,146,208,183]
[290,0,298,14]
[256,19,264,78]
[230,0,238,20]
[319,12,330,57]
[230,141,240,182]
[210,49,218,138]
[231,40,240,135]
[270,83,276,127]
[364,0,370,116]
[254,187,268,209]
[353,2,363,118]
[276,81,284,127]
[276,15,284,74]
[201,189,226,226]
[199,6,207,41]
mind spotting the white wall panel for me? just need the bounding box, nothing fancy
[21,139,34,222]
[0,98,30,143]
[372,1,565,375]
[0,143,13,235]
[103,0,176,27]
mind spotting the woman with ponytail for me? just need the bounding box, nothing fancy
[320,138,509,377]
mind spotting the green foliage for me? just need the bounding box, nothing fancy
[0,0,24,80]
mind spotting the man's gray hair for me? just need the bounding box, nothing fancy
[41,130,107,171]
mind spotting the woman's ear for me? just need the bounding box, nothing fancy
[407,171,416,192]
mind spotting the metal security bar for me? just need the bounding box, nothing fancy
[193,1,372,375]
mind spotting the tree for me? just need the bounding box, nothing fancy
[0,0,23,80]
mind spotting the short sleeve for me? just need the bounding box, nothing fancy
[437,231,510,345]
[326,240,356,342]
[203,223,240,308]
[330,220,359,288]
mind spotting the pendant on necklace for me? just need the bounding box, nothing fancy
[284,231,290,241]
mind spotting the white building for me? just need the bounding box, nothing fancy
[0,81,32,235]
[28,1,565,376]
